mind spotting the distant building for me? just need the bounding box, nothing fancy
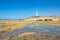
[36,10,39,16]
[22,10,60,21]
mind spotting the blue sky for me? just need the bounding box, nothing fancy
[0,0,60,19]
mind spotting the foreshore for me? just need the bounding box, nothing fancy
[0,20,60,34]
[0,20,34,33]
[0,20,60,40]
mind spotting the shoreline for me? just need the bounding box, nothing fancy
[0,20,60,34]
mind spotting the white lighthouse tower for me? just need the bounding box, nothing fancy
[36,10,39,16]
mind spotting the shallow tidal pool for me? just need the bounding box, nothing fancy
[0,23,60,40]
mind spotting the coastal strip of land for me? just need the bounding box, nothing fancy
[0,20,60,34]
[0,20,34,33]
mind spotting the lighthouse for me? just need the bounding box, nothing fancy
[36,10,39,16]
